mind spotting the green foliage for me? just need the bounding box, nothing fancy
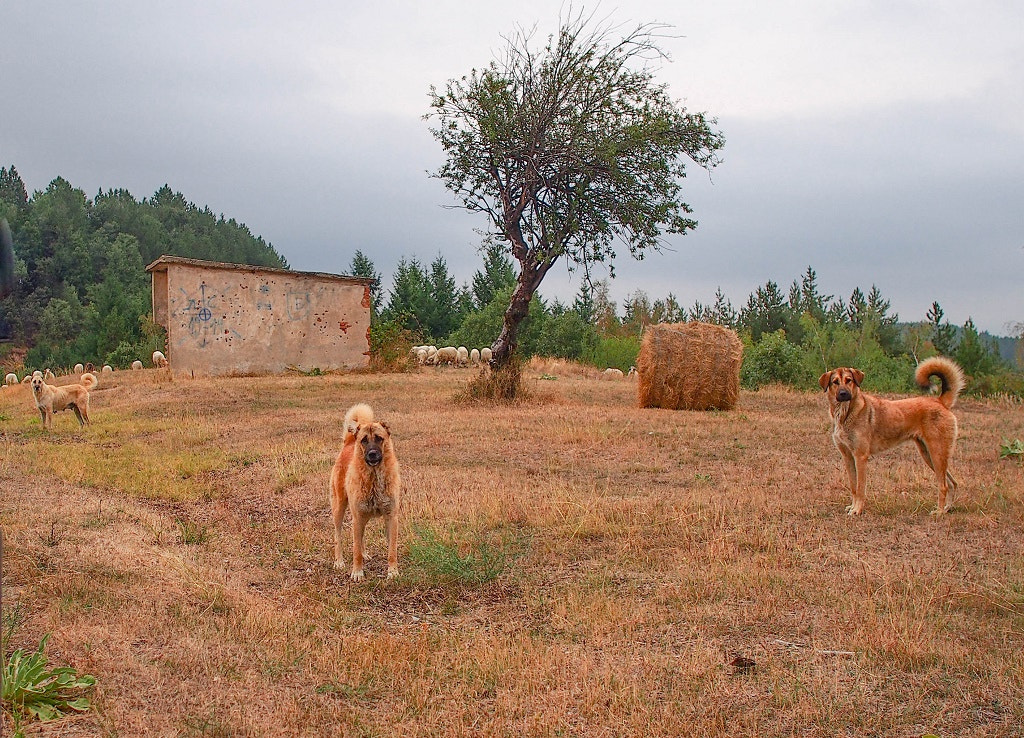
[955,317,1002,379]
[0,172,286,363]
[2,633,96,733]
[583,334,641,373]
[447,286,547,355]
[347,250,382,315]
[741,330,807,389]
[999,439,1024,461]
[536,310,597,361]
[407,525,513,584]
[369,316,418,372]
[177,519,212,545]
[471,240,516,309]
[927,301,957,356]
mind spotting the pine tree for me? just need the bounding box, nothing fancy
[955,317,1000,377]
[383,257,430,334]
[927,301,957,356]
[740,280,789,341]
[471,240,516,309]
[348,250,382,315]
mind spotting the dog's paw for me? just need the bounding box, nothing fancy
[386,567,399,580]
[350,569,364,582]
[845,504,863,515]
[930,506,951,516]
[333,560,346,571]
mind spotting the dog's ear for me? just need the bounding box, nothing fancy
[379,420,391,435]
[818,371,833,391]
[851,368,865,386]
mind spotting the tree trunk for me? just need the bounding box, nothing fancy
[490,261,549,369]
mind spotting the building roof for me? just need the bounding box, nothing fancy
[145,255,373,285]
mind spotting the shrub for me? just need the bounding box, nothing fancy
[583,334,640,373]
[369,316,418,372]
[741,330,806,389]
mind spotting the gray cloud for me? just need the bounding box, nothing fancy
[2,2,1020,334]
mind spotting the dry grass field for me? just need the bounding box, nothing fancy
[1,362,1023,737]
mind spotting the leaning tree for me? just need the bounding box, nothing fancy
[426,11,724,377]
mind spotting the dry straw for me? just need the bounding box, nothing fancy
[636,321,743,411]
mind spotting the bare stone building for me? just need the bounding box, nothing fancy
[146,256,373,377]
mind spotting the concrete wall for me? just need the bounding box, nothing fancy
[153,261,371,376]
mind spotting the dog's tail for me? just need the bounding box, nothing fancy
[343,403,374,444]
[80,372,99,390]
[915,356,964,409]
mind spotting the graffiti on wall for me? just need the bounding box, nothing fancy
[178,282,241,348]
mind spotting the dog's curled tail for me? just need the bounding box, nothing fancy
[915,356,964,409]
[343,403,375,443]
[80,372,99,390]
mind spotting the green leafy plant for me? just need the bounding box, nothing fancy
[2,633,95,733]
[408,525,513,584]
[999,438,1024,461]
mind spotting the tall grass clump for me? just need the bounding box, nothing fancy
[460,358,523,402]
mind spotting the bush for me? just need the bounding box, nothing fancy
[965,369,1024,398]
[741,330,807,389]
[583,334,640,372]
[369,316,419,372]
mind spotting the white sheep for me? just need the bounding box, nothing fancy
[435,346,459,365]
[416,347,428,364]
[74,363,84,374]
[43,369,55,380]
[32,370,42,379]
[603,367,624,380]
[102,365,114,374]
[4,372,17,386]
[480,347,492,363]
[152,350,168,367]
[457,346,469,366]
[470,348,480,366]
[425,346,438,365]
[131,360,143,370]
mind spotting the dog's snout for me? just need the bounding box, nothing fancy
[836,388,852,402]
[365,447,383,466]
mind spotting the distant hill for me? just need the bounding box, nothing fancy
[988,332,1022,368]
[0,165,288,368]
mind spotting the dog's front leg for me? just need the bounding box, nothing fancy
[838,448,860,514]
[385,513,399,579]
[350,514,368,581]
[847,453,869,515]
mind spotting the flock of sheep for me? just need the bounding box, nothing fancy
[411,345,492,367]
[2,350,169,387]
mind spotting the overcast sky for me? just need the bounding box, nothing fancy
[3,2,1021,334]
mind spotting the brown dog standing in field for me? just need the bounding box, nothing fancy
[819,356,964,515]
[31,372,98,430]
[329,403,401,581]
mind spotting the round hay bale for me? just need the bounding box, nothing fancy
[637,322,743,411]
